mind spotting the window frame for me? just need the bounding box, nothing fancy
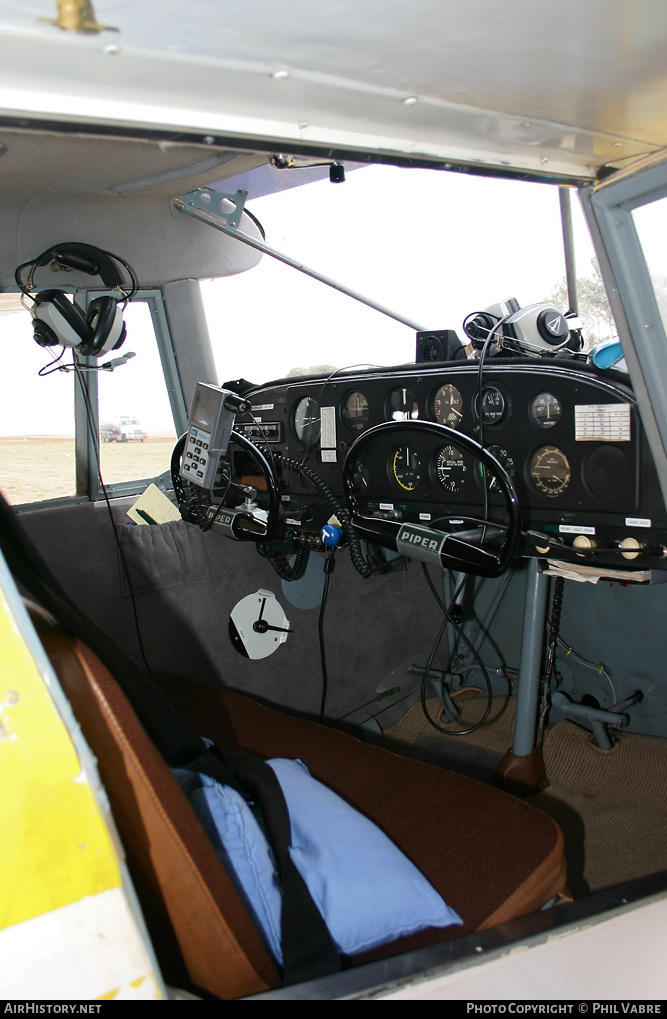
[581,155,667,509]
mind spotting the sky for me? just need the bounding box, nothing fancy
[0,163,599,436]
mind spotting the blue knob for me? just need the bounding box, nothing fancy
[321,524,343,548]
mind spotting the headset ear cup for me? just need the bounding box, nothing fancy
[32,319,60,348]
[31,290,91,349]
[83,297,126,357]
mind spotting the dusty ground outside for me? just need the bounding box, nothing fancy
[0,434,177,505]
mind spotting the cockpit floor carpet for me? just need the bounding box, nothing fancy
[382,691,517,756]
[534,720,667,897]
[383,694,667,898]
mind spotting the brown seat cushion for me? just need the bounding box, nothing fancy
[160,675,566,962]
[29,603,565,995]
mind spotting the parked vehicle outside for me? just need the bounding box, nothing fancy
[100,417,146,443]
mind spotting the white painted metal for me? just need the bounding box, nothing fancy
[362,895,667,1000]
[0,2,666,179]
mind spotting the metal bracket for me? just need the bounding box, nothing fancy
[177,187,248,235]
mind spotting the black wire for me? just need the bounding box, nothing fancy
[201,459,233,533]
[318,549,336,723]
[38,347,68,376]
[419,563,493,736]
[73,363,153,674]
[277,454,372,578]
[428,514,509,532]
[293,365,382,468]
[424,565,468,615]
[256,542,311,582]
[476,316,509,533]
[247,409,278,478]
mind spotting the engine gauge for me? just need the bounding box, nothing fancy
[390,446,422,491]
[529,446,571,497]
[342,390,370,431]
[352,461,371,493]
[386,387,419,421]
[434,445,466,493]
[530,392,562,429]
[293,396,321,446]
[475,385,509,425]
[478,444,516,491]
[432,384,463,428]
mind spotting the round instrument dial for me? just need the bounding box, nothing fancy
[479,444,516,491]
[529,446,571,497]
[342,390,370,431]
[294,396,321,445]
[390,446,422,491]
[352,461,371,494]
[432,384,463,428]
[530,392,562,429]
[434,445,466,493]
[475,385,508,425]
[386,387,419,421]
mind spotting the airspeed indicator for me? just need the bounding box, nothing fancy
[390,446,422,491]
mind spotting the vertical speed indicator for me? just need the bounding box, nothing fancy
[434,445,466,493]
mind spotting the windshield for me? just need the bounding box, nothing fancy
[200,164,602,385]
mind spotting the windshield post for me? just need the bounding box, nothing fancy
[559,187,579,315]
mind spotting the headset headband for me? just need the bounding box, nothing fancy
[15,242,138,298]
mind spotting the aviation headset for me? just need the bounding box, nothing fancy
[15,242,138,357]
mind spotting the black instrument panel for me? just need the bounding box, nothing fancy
[233,360,667,570]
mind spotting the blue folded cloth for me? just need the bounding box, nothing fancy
[590,339,624,369]
[174,756,462,964]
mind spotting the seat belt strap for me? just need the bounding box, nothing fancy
[0,492,341,985]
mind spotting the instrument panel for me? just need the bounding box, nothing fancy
[232,360,667,571]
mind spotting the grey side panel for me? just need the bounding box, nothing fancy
[20,503,443,721]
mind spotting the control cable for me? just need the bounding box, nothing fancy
[318,548,337,723]
[73,362,153,674]
[272,453,373,579]
[419,564,493,735]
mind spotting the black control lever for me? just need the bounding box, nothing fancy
[395,520,500,572]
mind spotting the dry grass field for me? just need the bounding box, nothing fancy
[0,435,176,505]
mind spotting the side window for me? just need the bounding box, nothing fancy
[0,303,76,505]
[0,298,178,506]
[97,301,177,490]
[632,197,667,331]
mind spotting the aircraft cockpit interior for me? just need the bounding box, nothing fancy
[2,30,667,996]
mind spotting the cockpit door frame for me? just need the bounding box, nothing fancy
[581,154,667,508]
